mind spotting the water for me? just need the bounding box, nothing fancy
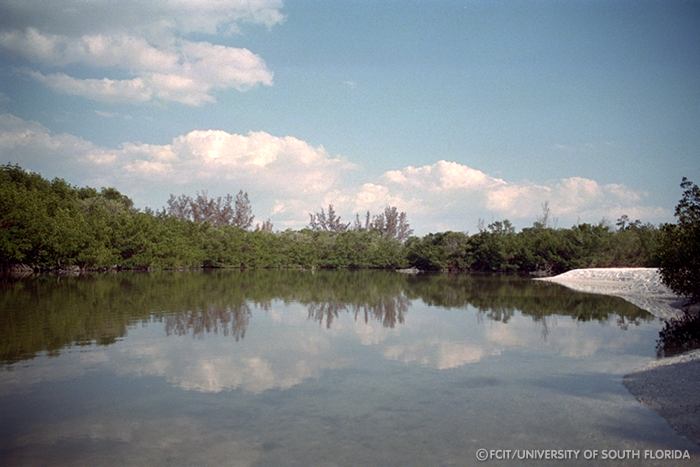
[0,271,697,465]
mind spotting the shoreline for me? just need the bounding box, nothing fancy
[538,268,699,447]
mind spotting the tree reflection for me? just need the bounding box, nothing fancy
[307,301,344,329]
[164,304,251,340]
[656,312,700,357]
[0,270,654,364]
[308,295,409,329]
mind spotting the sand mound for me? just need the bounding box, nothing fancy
[536,268,684,320]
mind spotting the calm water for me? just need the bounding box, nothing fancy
[0,271,697,466]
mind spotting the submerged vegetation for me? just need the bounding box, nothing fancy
[0,164,668,274]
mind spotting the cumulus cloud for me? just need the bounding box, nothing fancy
[3,29,273,105]
[384,160,501,192]
[110,129,356,195]
[369,160,667,231]
[0,1,280,105]
[0,113,668,232]
[0,114,356,225]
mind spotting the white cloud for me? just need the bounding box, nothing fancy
[0,1,285,36]
[372,160,668,231]
[350,183,418,213]
[180,40,273,91]
[485,183,550,216]
[0,114,356,225]
[384,160,502,192]
[94,110,133,120]
[3,28,273,105]
[0,113,669,232]
[0,28,177,68]
[0,113,105,163]
[29,71,153,103]
[605,183,642,203]
[142,129,356,193]
[0,1,281,105]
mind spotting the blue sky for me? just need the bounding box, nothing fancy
[1,0,698,233]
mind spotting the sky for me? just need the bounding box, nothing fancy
[0,0,698,234]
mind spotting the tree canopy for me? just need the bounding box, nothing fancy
[166,190,254,228]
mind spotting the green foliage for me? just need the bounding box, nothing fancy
[658,177,700,301]
[0,164,667,274]
[403,219,658,274]
[406,233,450,270]
[468,224,517,272]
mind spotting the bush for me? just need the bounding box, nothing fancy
[658,178,700,302]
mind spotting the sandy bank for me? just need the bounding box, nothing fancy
[538,268,699,447]
[535,267,685,320]
[624,350,700,446]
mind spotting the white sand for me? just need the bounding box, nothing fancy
[538,268,699,447]
[536,267,685,320]
[624,351,700,446]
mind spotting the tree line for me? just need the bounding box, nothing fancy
[0,164,407,270]
[1,164,697,301]
[404,217,660,274]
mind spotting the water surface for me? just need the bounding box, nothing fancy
[1,271,697,465]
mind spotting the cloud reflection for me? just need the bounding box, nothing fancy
[0,271,657,395]
[384,341,500,370]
